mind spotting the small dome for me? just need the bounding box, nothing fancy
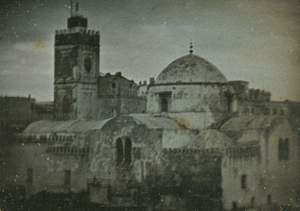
[155,54,227,84]
[188,130,233,149]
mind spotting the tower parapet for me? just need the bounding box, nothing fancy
[55,29,100,46]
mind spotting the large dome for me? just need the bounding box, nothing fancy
[155,54,227,84]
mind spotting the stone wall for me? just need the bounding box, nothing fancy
[147,83,228,114]
[0,96,32,134]
[97,73,146,120]
[221,118,300,210]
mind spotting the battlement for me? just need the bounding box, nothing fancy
[237,88,271,102]
[55,30,100,46]
[55,28,99,35]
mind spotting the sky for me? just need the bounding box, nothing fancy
[0,0,299,102]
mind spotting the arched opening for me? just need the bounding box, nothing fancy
[124,138,132,165]
[116,139,123,165]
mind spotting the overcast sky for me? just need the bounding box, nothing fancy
[0,0,299,101]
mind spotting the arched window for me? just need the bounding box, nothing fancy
[116,139,123,165]
[124,138,132,165]
[279,138,289,160]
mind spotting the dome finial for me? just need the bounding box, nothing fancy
[189,40,193,54]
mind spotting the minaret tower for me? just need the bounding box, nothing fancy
[54,2,100,120]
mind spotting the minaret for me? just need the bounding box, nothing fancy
[54,2,100,120]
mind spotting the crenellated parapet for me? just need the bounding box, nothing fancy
[55,29,100,46]
[55,29,99,36]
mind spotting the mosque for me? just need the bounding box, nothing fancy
[1,6,300,211]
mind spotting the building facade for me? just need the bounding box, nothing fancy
[1,10,300,211]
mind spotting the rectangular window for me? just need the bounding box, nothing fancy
[27,168,33,184]
[64,170,71,187]
[279,138,289,160]
[159,92,171,113]
[241,174,247,189]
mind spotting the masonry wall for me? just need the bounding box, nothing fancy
[147,84,228,114]
[222,120,299,210]
[98,74,138,97]
[96,97,146,120]
[54,83,97,120]
[1,137,90,199]
[97,74,146,120]
[0,97,32,132]
[87,116,151,206]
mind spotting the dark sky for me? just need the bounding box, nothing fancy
[0,0,300,101]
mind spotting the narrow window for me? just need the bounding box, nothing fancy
[124,138,132,165]
[273,108,278,115]
[267,195,272,206]
[64,170,71,188]
[241,174,247,189]
[251,197,255,208]
[116,139,123,165]
[27,168,33,184]
[251,108,255,114]
[62,95,71,114]
[112,82,116,89]
[232,202,238,211]
[161,96,168,112]
[112,109,117,117]
[279,138,289,160]
[159,92,171,113]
